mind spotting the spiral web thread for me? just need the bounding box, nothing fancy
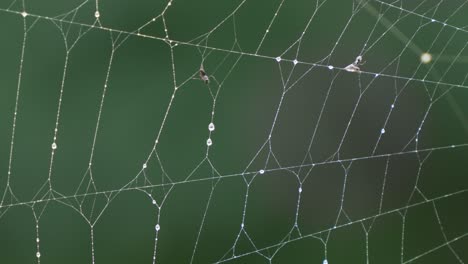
[1,0,468,263]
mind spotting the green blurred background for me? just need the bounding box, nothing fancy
[1,0,468,263]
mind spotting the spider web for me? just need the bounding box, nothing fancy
[1,0,468,263]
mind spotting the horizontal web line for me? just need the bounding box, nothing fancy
[215,187,468,263]
[372,0,468,34]
[402,231,468,263]
[0,8,468,90]
[1,142,467,210]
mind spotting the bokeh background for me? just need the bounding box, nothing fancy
[1,0,468,263]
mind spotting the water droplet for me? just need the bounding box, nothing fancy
[21,12,27,17]
[293,59,298,65]
[298,187,302,193]
[381,128,385,134]
[208,123,215,131]
[152,200,156,205]
[94,11,100,18]
[36,238,40,243]
[51,143,57,150]
[259,170,265,174]
[206,138,213,146]
[143,163,147,169]
[323,259,328,264]
[36,252,41,258]
[155,224,160,231]
[276,57,281,62]
[328,65,334,70]
[391,104,395,108]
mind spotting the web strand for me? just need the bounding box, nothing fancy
[1,0,468,263]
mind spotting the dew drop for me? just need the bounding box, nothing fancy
[298,187,302,193]
[276,57,281,62]
[36,252,41,258]
[51,143,57,150]
[293,59,298,65]
[21,12,27,17]
[152,200,156,205]
[259,170,265,174]
[143,163,147,169]
[328,65,334,70]
[381,128,385,134]
[94,11,100,18]
[155,224,160,231]
[323,259,328,264]
[208,123,215,131]
[206,138,213,146]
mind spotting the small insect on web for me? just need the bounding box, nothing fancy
[345,55,365,73]
[199,65,210,84]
